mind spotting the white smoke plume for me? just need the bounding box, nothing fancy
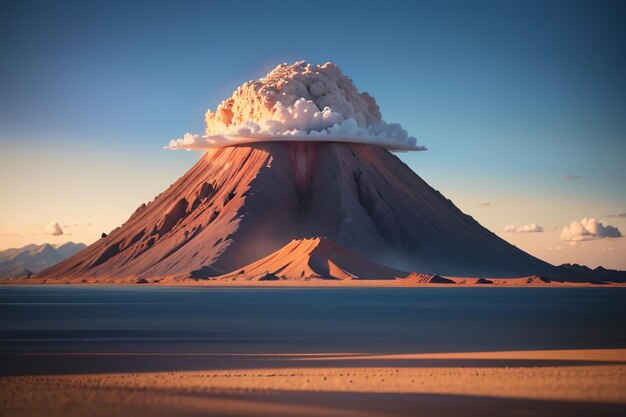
[560,218,622,242]
[503,223,544,233]
[167,61,425,152]
[44,221,64,236]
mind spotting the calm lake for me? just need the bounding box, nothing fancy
[1,286,625,358]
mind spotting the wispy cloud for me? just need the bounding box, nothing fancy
[478,202,491,207]
[62,222,92,229]
[601,247,620,252]
[607,213,626,218]
[563,175,581,180]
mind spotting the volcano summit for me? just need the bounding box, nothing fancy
[39,62,603,283]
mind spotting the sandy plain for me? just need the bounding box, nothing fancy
[2,349,625,417]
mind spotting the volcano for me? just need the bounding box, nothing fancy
[39,61,576,282]
[41,141,560,281]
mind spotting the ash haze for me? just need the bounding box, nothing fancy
[1,0,625,269]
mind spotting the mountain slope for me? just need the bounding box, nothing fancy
[216,237,408,281]
[41,142,560,280]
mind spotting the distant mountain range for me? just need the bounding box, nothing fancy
[0,242,86,278]
[558,263,626,283]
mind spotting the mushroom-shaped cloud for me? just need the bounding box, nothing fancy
[166,61,425,152]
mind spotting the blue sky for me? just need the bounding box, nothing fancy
[1,0,625,267]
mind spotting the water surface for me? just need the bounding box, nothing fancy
[2,286,624,356]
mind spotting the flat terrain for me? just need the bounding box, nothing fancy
[2,276,624,286]
[1,286,625,416]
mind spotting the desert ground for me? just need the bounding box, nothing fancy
[2,349,625,417]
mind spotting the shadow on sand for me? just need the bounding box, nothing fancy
[1,352,625,376]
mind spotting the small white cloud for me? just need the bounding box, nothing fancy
[560,217,622,242]
[503,223,544,233]
[516,223,544,233]
[44,221,64,236]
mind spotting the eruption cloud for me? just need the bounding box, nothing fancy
[167,61,425,152]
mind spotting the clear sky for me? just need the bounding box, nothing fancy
[1,0,625,268]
